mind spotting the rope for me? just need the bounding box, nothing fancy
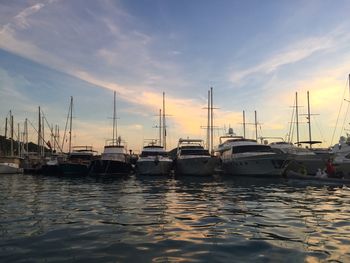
[330,76,349,146]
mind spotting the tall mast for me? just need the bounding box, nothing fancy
[10,112,13,156]
[206,90,210,150]
[243,110,246,138]
[17,123,20,157]
[254,110,258,141]
[163,92,166,150]
[5,117,7,139]
[57,125,60,152]
[307,91,312,148]
[69,96,73,153]
[210,87,213,154]
[113,91,116,144]
[54,125,58,151]
[25,118,28,153]
[295,92,300,146]
[159,109,162,146]
[42,115,45,156]
[38,106,41,154]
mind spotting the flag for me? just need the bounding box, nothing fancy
[46,140,52,149]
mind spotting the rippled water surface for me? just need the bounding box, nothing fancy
[1,174,350,262]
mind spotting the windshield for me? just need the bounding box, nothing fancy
[232,145,273,154]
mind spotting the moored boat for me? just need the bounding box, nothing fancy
[89,91,132,176]
[329,135,350,178]
[136,141,173,175]
[89,139,132,176]
[215,135,286,177]
[41,153,67,176]
[60,146,96,176]
[174,138,218,176]
[0,156,23,174]
[269,141,327,175]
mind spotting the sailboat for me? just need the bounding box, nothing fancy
[275,91,328,176]
[0,111,23,174]
[89,92,132,176]
[58,97,97,176]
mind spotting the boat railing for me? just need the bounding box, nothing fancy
[177,138,204,149]
[72,145,94,152]
[218,135,245,144]
[105,138,127,147]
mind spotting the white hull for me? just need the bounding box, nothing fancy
[136,159,173,175]
[222,154,284,176]
[175,156,218,176]
[0,163,23,174]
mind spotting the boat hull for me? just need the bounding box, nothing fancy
[60,163,89,176]
[221,154,285,177]
[136,159,173,175]
[175,157,218,176]
[41,164,62,176]
[89,159,132,175]
[0,163,23,174]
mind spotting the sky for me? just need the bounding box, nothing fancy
[1,0,350,153]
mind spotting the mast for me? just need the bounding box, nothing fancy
[54,125,58,151]
[38,106,41,155]
[17,123,20,157]
[42,115,45,156]
[295,92,300,146]
[210,87,213,154]
[113,91,116,144]
[254,110,258,141]
[25,118,28,153]
[163,92,166,150]
[243,110,246,138]
[69,96,73,153]
[10,112,13,156]
[5,117,7,139]
[159,109,162,146]
[207,90,210,150]
[307,91,312,148]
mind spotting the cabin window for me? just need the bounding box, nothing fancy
[180,149,210,156]
[232,145,273,154]
[140,151,168,157]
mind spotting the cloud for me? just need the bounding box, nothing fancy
[229,30,344,83]
[13,3,45,29]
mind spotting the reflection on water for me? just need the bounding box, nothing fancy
[1,174,350,262]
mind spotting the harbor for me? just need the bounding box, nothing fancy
[1,86,350,180]
[2,1,350,262]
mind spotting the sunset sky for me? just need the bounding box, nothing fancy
[1,0,350,153]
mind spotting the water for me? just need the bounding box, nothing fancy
[1,174,350,262]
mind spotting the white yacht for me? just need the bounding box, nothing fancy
[215,135,286,177]
[136,142,173,175]
[269,141,327,175]
[0,156,23,174]
[174,138,218,176]
[329,135,350,177]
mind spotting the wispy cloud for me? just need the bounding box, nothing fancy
[13,3,45,29]
[229,29,346,83]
